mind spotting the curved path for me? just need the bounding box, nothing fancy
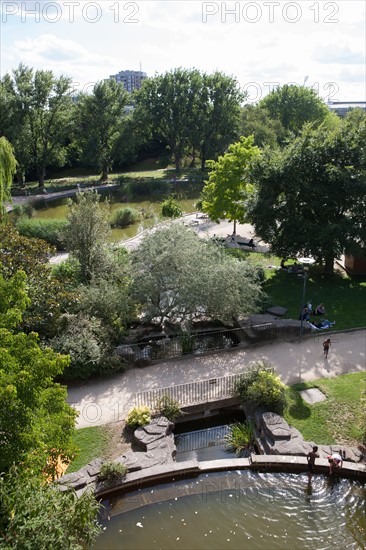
[67,329,366,428]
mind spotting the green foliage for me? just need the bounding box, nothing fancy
[98,462,127,486]
[0,136,17,217]
[225,420,255,456]
[16,217,68,250]
[249,111,366,274]
[155,394,182,420]
[179,331,196,354]
[110,206,140,227]
[0,468,101,549]
[1,64,74,188]
[0,223,77,338]
[50,313,109,380]
[161,195,183,218]
[241,105,286,148]
[259,84,330,135]
[235,362,286,413]
[125,406,151,428]
[77,79,128,181]
[202,136,260,234]
[0,275,76,475]
[121,177,171,198]
[62,190,111,283]
[132,224,264,324]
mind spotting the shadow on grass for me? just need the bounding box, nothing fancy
[286,386,312,420]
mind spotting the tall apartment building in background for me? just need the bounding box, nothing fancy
[109,70,147,92]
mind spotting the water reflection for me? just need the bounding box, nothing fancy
[93,471,366,549]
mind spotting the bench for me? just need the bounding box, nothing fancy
[238,241,256,250]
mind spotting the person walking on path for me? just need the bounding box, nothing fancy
[307,445,319,479]
[323,338,331,358]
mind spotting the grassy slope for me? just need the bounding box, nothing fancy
[67,426,111,473]
[284,372,366,446]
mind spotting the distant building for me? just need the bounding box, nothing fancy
[109,70,147,92]
[328,101,366,117]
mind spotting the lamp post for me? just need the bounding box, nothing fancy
[298,257,315,337]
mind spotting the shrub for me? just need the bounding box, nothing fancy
[179,331,195,355]
[234,361,286,413]
[16,217,67,250]
[155,394,181,420]
[98,462,127,487]
[110,207,140,228]
[125,406,151,428]
[161,196,183,218]
[225,420,255,456]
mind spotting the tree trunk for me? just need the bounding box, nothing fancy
[175,156,181,173]
[324,256,334,275]
[37,166,45,190]
[100,165,108,183]
[16,170,25,189]
[201,156,206,171]
[233,219,237,235]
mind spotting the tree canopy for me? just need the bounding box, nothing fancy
[131,224,264,325]
[249,110,366,274]
[259,84,330,135]
[0,271,76,475]
[201,136,260,234]
[0,136,17,218]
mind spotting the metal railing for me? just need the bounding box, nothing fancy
[135,372,245,409]
[175,425,230,453]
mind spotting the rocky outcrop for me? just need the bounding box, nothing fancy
[55,417,176,495]
[255,410,364,463]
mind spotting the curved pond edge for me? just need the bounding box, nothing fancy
[95,454,366,502]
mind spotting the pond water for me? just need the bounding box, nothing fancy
[33,194,198,242]
[93,470,366,549]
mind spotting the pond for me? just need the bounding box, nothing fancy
[32,190,199,243]
[92,470,366,549]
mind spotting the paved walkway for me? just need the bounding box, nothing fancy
[67,329,366,428]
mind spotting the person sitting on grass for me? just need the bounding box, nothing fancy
[314,303,326,315]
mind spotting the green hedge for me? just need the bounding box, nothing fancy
[16,217,67,250]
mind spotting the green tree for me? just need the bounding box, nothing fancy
[259,84,330,135]
[161,196,183,218]
[0,271,76,475]
[78,79,128,181]
[240,104,286,148]
[0,136,17,217]
[202,136,260,234]
[131,224,264,325]
[249,111,366,274]
[0,468,100,549]
[0,224,76,338]
[62,190,111,283]
[187,71,244,170]
[2,64,74,189]
[134,68,198,171]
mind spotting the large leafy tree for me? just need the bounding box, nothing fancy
[187,71,244,170]
[0,224,76,338]
[259,84,330,135]
[240,104,286,148]
[0,271,76,475]
[0,468,101,549]
[77,79,128,181]
[62,190,112,284]
[131,224,264,325]
[249,110,366,274]
[0,136,17,218]
[1,64,74,189]
[202,136,260,234]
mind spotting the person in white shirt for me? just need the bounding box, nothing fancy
[328,452,343,474]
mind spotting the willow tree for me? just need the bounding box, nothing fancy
[201,136,260,235]
[0,136,17,218]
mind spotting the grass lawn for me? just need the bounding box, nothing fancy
[67,426,111,474]
[284,372,366,446]
[239,251,366,330]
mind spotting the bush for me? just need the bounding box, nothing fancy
[125,406,151,428]
[110,207,140,228]
[155,394,181,420]
[161,196,183,218]
[234,361,286,413]
[16,217,67,250]
[225,420,255,456]
[98,462,127,486]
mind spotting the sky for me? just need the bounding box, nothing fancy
[0,0,365,103]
